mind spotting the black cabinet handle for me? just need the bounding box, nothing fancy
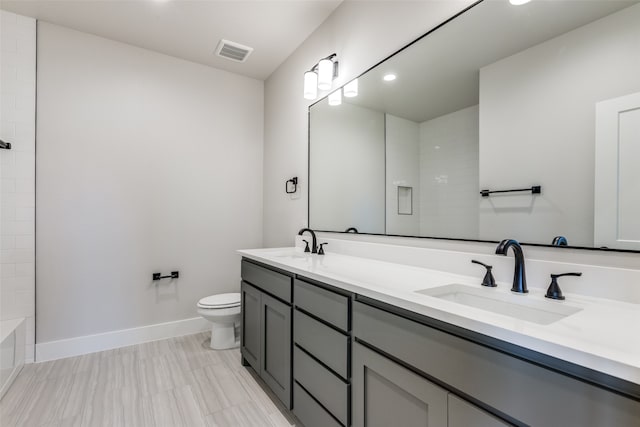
[0,139,11,150]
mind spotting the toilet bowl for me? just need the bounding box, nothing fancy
[197,293,241,350]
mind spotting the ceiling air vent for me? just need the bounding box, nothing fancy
[215,39,253,63]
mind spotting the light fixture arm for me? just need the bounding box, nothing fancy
[308,53,339,77]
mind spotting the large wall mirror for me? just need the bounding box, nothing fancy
[309,0,640,251]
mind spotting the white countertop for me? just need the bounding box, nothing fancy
[238,247,640,385]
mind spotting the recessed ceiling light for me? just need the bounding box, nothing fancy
[509,0,531,5]
[383,74,396,81]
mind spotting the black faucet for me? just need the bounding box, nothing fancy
[552,236,568,246]
[298,228,318,254]
[495,239,528,294]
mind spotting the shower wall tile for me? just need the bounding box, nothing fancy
[0,10,36,363]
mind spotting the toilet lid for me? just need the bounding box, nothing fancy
[198,293,241,308]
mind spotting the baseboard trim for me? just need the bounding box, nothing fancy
[35,317,209,362]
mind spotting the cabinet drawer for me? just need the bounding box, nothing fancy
[353,301,640,426]
[294,346,349,426]
[294,309,349,379]
[293,382,342,427]
[294,278,349,332]
[241,259,292,303]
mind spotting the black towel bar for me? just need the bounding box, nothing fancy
[480,186,541,197]
[153,271,179,281]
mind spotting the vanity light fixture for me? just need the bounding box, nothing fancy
[328,89,342,106]
[317,58,334,90]
[303,53,339,100]
[383,73,397,81]
[343,79,358,98]
[509,0,531,5]
[304,71,318,100]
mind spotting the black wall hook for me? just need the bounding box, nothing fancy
[0,139,11,150]
[286,177,298,194]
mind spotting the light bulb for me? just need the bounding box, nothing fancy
[343,79,358,98]
[509,0,531,5]
[317,58,334,91]
[383,74,396,82]
[328,90,342,106]
[304,71,318,100]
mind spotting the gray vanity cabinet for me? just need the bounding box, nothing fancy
[353,299,640,426]
[292,278,352,427]
[352,341,508,427]
[448,395,509,427]
[260,292,292,407]
[240,259,293,409]
[352,342,448,427]
[240,281,261,368]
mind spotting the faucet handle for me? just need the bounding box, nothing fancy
[318,243,328,255]
[545,272,582,300]
[302,239,310,253]
[471,260,496,287]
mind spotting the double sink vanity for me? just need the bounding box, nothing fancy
[237,238,640,427]
[243,1,640,425]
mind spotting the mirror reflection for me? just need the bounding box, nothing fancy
[309,0,640,250]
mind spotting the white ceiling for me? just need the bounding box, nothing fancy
[0,0,343,80]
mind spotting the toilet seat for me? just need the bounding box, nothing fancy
[198,293,241,309]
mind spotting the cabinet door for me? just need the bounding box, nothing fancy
[353,342,447,427]
[241,281,261,370]
[448,394,509,427]
[260,292,292,408]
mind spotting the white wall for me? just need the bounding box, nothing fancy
[478,3,640,246]
[263,0,477,247]
[386,114,420,236]
[0,10,36,362]
[419,105,479,239]
[36,23,263,346]
[310,102,384,233]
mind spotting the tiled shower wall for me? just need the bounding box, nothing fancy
[0,10,36,362]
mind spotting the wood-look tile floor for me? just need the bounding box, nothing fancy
[0,332,297,427]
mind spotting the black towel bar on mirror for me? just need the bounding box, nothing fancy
[0,139,11,150]
[480,185,541,197]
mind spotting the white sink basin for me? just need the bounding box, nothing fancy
[416,284,582,325]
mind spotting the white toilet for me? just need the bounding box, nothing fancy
[197,293,241,350]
